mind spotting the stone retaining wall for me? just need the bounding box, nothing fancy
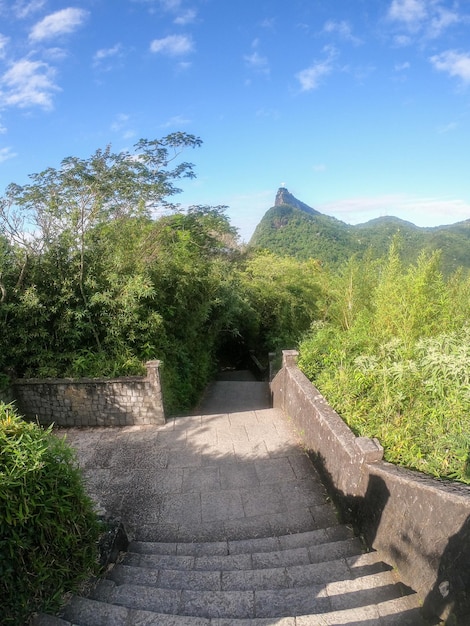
[12,360,165,427]
[271,350,470,623]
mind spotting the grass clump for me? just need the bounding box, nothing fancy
[0,403,101,625]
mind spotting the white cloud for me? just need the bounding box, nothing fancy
[0,33,9,58]
[13,0,45,19]
[29,8,89,42]
[388,0,461,40]
[296,47,336,92]
[0,58,59,109]
[430,50,470,84]
[244,50,270,75]
[428,7,460,38]
[388,0,427,26]
[93,44,124,69]
[174,9,197,25]
[0,146,17,162]
[318,193,470,227]
[161,114,191,127]
[323,20,362,45]
[150,34,193,56]
[394,61,411,71]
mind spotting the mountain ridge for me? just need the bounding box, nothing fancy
[249,188,470,272]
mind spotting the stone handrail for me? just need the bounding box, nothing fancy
[271,350,470,623]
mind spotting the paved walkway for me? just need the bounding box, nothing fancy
[62,374,335,543]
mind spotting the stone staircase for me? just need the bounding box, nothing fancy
[34,376,429,625]
[37,527,426,625]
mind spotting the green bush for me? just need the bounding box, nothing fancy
[0,403,101,625]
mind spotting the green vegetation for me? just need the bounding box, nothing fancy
[0,403,101,624]
[250,193,470,273]
[298,242,470,483]
[2,144,470,486]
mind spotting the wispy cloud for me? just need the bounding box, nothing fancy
[430,50,470,85]
[12,0,46,19]
[0,58,59,109]
[323,20,362,45]
[161,114,191,127]
[244,40,270,76]
[174,9,197,25]
[110,113,136,139]
[296,46,336,92]
[93,44,125,69]
[0,146,17,162]
[387,0,461,40]
[388,0,427,28]
[0,33,9,59]
[319,193,470,227]
[150,34,194,56]
[29,8,89,42]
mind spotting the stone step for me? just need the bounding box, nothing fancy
[122,537,365,572]
[106,553,392,592]
[59,576,423,623]
[128,525,353,557]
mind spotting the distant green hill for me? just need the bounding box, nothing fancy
[249,188,470,272]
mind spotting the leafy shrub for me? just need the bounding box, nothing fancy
[0,403,101,625]
[298,246,470,483]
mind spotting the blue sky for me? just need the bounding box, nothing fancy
[1,0,470,242]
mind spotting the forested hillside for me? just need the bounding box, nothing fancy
[250,187,470,273]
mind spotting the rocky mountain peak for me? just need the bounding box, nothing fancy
[274,187,319,216]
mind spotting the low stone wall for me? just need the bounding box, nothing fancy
[272,350,470,624]
[12,360,165,427]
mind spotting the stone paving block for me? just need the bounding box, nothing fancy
[278,528,328,551]
[167,449,202,468]
[222,567,289,591]
[308,539,363,564]
[123,552,196,571]
[108,564,160,587]
[269,507,317,536]
[219,462,259,489]
[201,489,245,523]
[130,610,211,625]
[159,493,202,527]
[326,574,403,612]
[254,586,331,618]
[182,466,221,493]
[223,514,274,540]
[158,568,222,591]
[128,540,178,555]
[194,553,252,571]
[181,589,255,619]
[176,520,227,543]
[310,504,339,528]
[254,457,297,484]
[241,485,286,518]
[228,535,280,555]
[135,522,181,542]
[61,596,130,626]
[286,559,351,588]
[252,547,311,570]
[112,584,181,614]
[176,541,228,557]
[296,604,380,625]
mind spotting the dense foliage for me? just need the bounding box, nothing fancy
[0,403,101,624]
[298,242,470,483]
[0,136,322,413]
